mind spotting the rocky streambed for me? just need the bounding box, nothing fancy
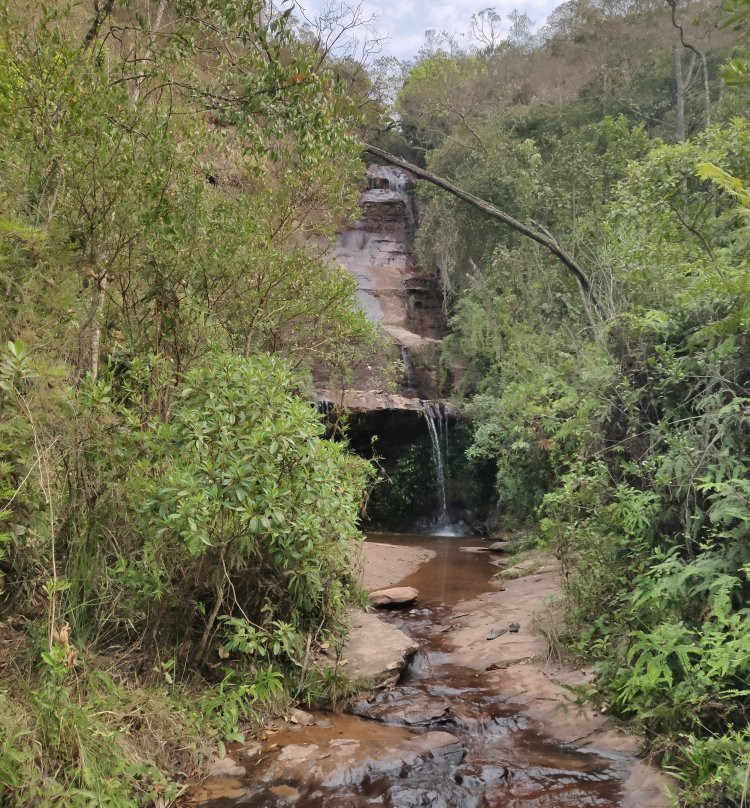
[188,534,672,808]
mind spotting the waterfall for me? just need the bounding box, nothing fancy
[441,405,450,485]
[376,166,417,232]
[423,402,449,526]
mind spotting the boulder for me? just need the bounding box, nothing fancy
[369,586,419,607]
[341,610,418,688]
[487,541,512,553]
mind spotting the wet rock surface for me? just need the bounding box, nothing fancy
[486,541,512,553]
[187,534,672,808]
[205,757,245,778]
[259,725,465,790]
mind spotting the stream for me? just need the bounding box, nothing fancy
[193,533,648,808]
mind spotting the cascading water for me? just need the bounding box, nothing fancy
[423,401,460,534]
[440,404,450,481]
[327,162,467,535]
[377,166,416,232]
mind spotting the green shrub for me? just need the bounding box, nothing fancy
[0,352,373,804]
[110,353,373,668]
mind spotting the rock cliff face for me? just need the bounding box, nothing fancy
[317,164,460,526]
[329,163,445,402]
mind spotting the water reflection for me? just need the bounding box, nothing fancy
[367,532,496,605]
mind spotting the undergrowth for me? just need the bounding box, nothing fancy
[0,348,372,804]
[0,644,366,806]
[0,4,377,802]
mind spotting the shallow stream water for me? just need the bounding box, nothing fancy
[195,533,637,808]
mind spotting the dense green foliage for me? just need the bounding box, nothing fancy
[367,439,439,528]
[2,0,749,803]
[394,1,750,803]
[0,1,377,802]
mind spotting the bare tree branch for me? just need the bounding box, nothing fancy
[364,144,604,328]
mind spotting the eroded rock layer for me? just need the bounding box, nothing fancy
[324,164,445,401]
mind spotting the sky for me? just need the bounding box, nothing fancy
[295,0,560,60]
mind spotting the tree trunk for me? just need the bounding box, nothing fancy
[364,144,604,329]
[674,43,686,142]
[90,271,106,382]
[130,0,168,105]
[602,72,611,117]
[668,0,710,134]
[83,0,115,48]
[197,576,226,663]
[700,51,711,128]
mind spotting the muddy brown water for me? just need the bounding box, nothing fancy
[195,533,635,808]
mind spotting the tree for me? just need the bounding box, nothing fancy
[469,8,504,51]
[668,0,714,135]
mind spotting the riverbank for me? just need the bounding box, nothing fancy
[360,538,436,590]
[435,551,673,807]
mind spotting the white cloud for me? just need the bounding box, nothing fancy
[296,0,561,59]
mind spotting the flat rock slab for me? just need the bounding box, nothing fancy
[382,325,441,350]
[193,714,463,805]
[315,389,424,412]
[260,728,464,789]
[443,556,674,806]
[361,542,435,590]
[370,586,419,607]
[342,610,418,688]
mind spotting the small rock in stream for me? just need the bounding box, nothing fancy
[486,627,508,640]
[240,742,262,761]
[289,708,315,725]
[270,784,301,803]
[206,756,245,777]
[370,586,419,607]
